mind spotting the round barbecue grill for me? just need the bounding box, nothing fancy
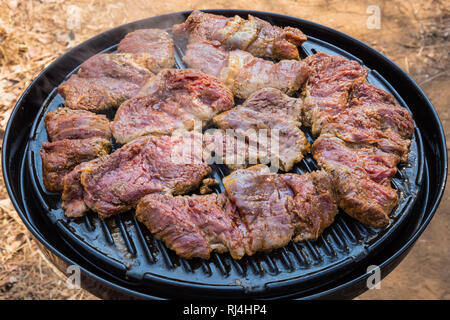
[2,10,447,299]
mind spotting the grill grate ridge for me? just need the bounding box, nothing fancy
[180,259,193,273]
[200,260,213,275]
[318,235,337,257]
[278,247,295,271]
[336,219,359,243]
[83,214,94,232]
[212,253,229,276]
[156,241,176,269]
[116,215,137,256]
[100,219,114,245]
[230,258,246,277]
[291,242,311,265]
[327,227,349,253]
[303,241,323,263]
[132,215,156,263]
[263,255,279,275]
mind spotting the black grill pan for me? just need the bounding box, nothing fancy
[2,10,446,299]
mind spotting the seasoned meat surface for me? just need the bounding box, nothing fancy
[223,165,295,253]
[80,133,211,219]
[58,53,154,112]
[76,53,152,83]
[223,165,338,254]
[172,10,306,60]
[111,68,234,144]
[182,41,308,99]
[313,134,400,186]
[58,74,145,112]
[44,107,111,142]
[137,165,337,259]
[61,161,97,218]
[136,193,247,260]
[172,10,229,45]
[330,168,398,228]
[40,137,111,192]
[312,133,400,227]
[59,29,174,112]
[307,71,414,227]
[42,23,417,257]
[321,83,414,161]
[212,88,309,171]
[281,171,338,241]
[302,52,368,135]
[117,29,175,73]
[322,81,414,161]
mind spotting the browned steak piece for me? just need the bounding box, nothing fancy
[117,29,175,73]
[213,88,309,171]
[203,129,252,170]
[321,81,414,162]
[223,165,338,255]
[111,68,234,144]
[80,133,211,219]
[223,165,294,254]
[40,137,111,192]
[313,134,400,187]
[58,75,144,112]
[322,82,414,161]
[135,164,337,260]
[61,161,97,218]
[331,168,398,228]
[77,53,152,82]
[349,81,414,140]
[44,107,111,142]
[312,133,399,227]
[136,193,247,260]
[172,10,229,44]
[281,171,338,241]
[182,41,308,99]
[244,15,306,60]
[172,10,306,60]
[58,53,154,112]
[302,52,368,135]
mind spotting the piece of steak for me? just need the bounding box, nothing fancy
[136,193,247,260]
[111,68,234,144]
[44,107,111,142]
[213,88,309,171]
[223,165,338,254]
[58,53,154,112]
[302,52,368,135]
[80,133,211,219]
[58,75,145,112]
[312,133,399,227]
[321,81,414,161]
[223,165,295,253]
[117,29,175,73]
[135,164,337,259]
[313,134,400,186]
[59,29,174,112]
[203,129,251,170]
[40,137,111,192]
[280,171,338,241]
[76,53,153,82]
[182,41,309,99]
[172,10,306,60]
[61,161,99,218]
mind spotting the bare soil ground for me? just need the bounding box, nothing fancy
[0,0,448,299]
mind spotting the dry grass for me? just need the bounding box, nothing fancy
[0,0,448,299]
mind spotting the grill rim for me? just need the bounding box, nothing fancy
[2,9,447,300]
